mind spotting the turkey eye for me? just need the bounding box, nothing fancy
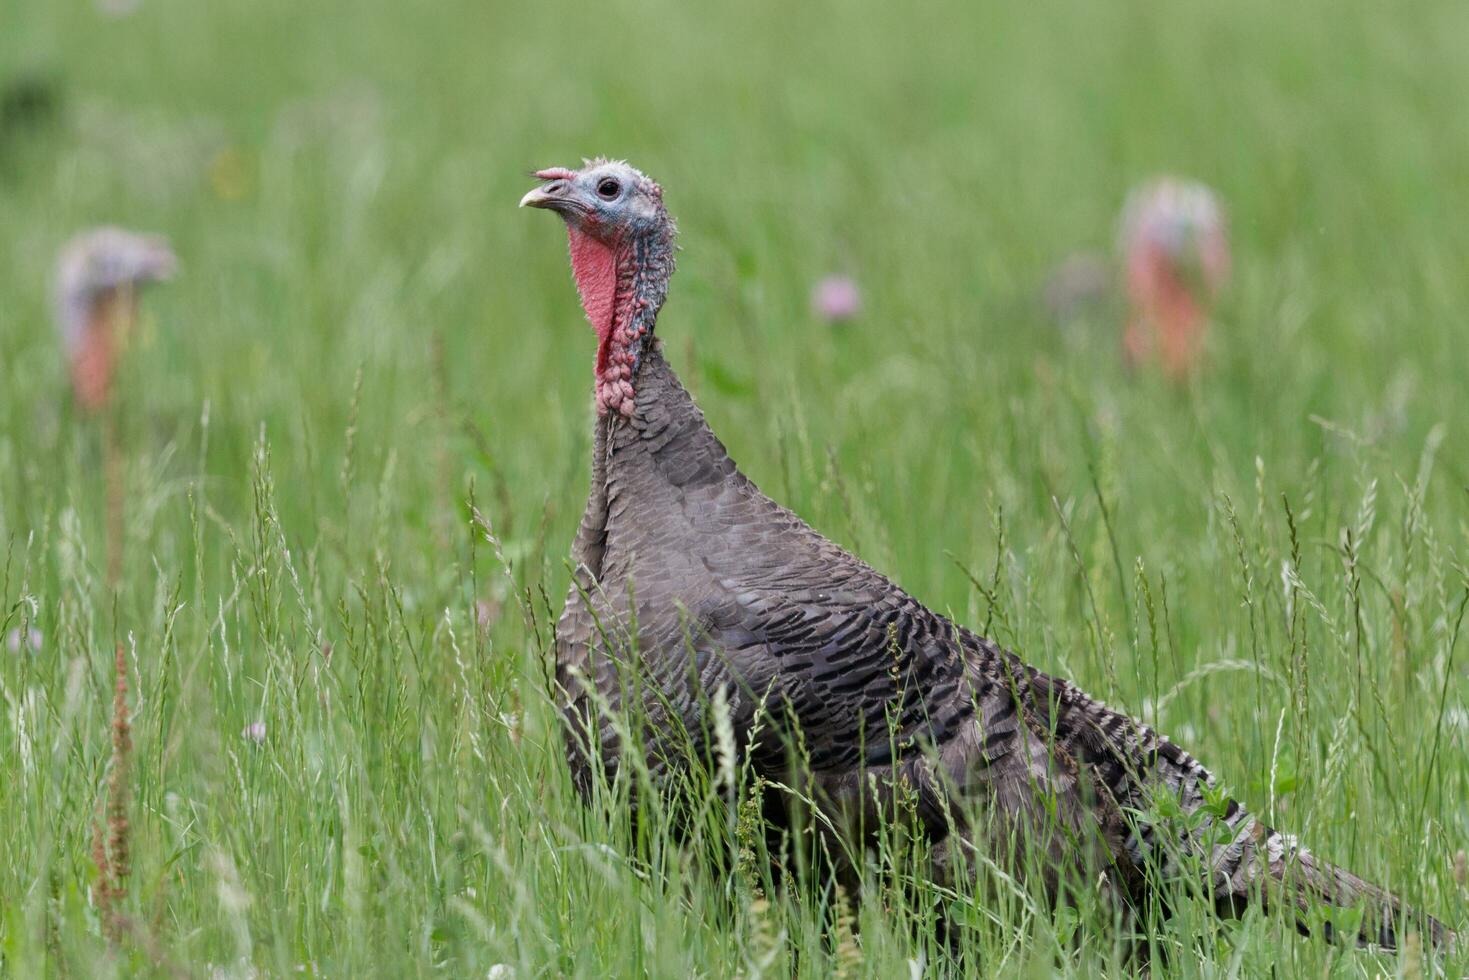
[597,179,621,200]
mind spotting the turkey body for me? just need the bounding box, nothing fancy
[553,344,1448,948]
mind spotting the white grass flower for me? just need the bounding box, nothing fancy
[241,722,267,744]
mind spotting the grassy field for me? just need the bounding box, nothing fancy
[3,0,1468,974]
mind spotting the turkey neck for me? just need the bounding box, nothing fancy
[571,220,722,584]
[574,343,738,585]
[567,224,674,418]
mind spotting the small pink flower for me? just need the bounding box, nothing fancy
[241,722,267,744]
[811,275,862,323]
[476,598,501,630]
[6,627,42,654]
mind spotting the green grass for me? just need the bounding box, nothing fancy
[3,0,1468,974]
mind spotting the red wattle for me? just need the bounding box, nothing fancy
[566,225,642,416]
[567,226,618,346]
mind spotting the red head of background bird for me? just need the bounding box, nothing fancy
[1118,178,1230,381]
[53,227,177,413]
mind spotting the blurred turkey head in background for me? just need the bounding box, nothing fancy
[54,227,177,412]
[1118,178,1230,381]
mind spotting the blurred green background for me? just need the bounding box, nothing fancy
[1,0,1466,975]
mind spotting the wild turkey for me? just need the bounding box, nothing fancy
[1119,178,1230,381]
[54,227,177,412]
[54,227,177,586]
[521,160,1451,951]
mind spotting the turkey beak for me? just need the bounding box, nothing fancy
[519,180,570,211]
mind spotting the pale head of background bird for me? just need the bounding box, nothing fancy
[53,227,177,412]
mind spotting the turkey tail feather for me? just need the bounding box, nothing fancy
[1217,822,1455,951]
[1055,678,1455,952]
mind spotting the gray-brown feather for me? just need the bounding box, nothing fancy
[554,343,1451,950]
